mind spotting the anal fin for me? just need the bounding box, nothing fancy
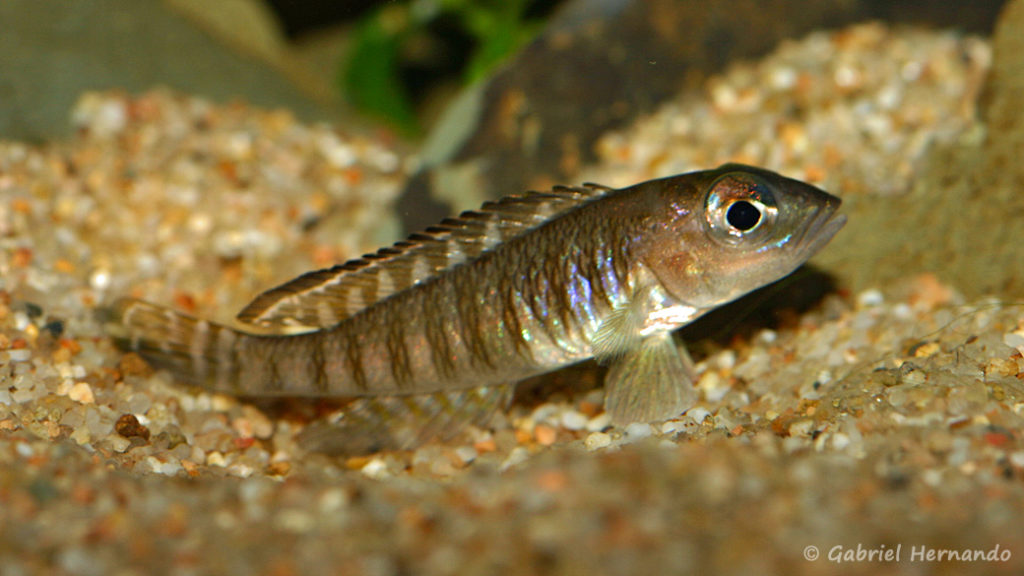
[298,384,514,456]
[603,333,697,425]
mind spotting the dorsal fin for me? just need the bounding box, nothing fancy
[236,183,613,329]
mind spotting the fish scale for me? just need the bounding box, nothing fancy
[109,164,845,455]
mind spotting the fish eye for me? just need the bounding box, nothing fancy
[726,200,762,232]
[704,172,778,245]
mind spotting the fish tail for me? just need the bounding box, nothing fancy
[108,299,514,454]
[106,298,245,391]
[299,384,514,455]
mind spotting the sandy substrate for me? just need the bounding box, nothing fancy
[1,22,1023,576]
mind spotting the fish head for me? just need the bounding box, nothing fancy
[643,164,846,309]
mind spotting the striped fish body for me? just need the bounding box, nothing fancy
[112,164,845,454]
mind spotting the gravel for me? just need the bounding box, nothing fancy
[1,22,1022,576]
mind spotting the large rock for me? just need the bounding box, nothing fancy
[818,0,1024,298]
[0,0,335,142]
[399,0,1006,233]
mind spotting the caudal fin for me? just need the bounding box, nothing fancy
[106,298,244,391]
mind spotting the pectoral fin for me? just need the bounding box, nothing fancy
[603,333,697,425]
[591,302,644,364]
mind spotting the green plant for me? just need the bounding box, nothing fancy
[341,0,548,135]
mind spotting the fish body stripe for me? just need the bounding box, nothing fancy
[424,297,457,381]
[344,329,368,392]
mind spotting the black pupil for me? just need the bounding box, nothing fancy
[726,200,761,231]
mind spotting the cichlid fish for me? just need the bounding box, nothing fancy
[109,164,845,455]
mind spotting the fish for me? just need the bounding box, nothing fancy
[108,164,845,455]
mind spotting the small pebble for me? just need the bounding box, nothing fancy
[106,435,132,453]
[584,431,612,451]
[857,289,885,307]
[624,422,653,439]
[67,382,95,404]
[318,488,350,512]
[986,357,1019,378]
[277,509,315,533]
[6,349,32,362]
[660,420,684,435]
[454,446,478,465]
[534,424,557,446]
[15,442,34,458]
[560,410,588,431]
[698,372,730,403]
[585,412,612,432]
[89,268,111,290]
[1010,451,1024,469]
[500,447,531,471]
[1004,329,1024,354]
[147,456,183,476]
[921,468,943,487]
[360,458,391,479]
[687,407,711,424]
[788,419,815,437]
[830,432,851,451]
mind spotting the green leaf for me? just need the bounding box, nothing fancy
[339,0,548,134]
[460,0,543,82]
[341,17,420,135]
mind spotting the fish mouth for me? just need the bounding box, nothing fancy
[797,204,846,259]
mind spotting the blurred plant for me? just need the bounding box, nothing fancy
[341,0,552,135]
